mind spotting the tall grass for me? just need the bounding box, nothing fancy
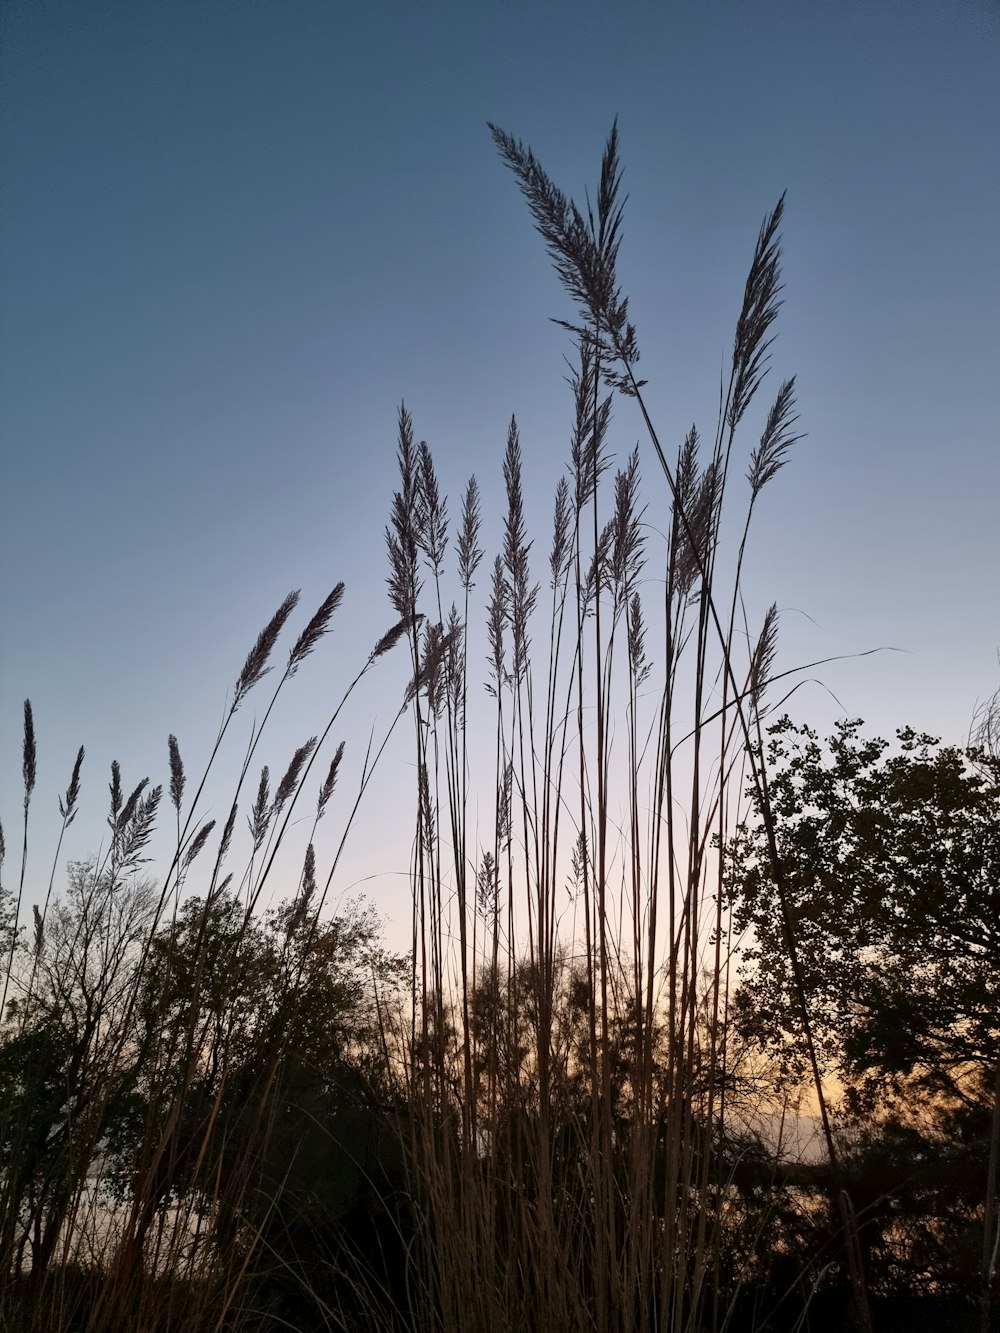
[390,123,872,1333]
[0,125,881,1332]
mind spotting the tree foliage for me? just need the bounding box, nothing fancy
[727,716,1000,1107]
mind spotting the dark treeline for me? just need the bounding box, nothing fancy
[1,812,996,1331]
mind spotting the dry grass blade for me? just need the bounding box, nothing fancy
[288,582,346,677]
[234,588,301,704]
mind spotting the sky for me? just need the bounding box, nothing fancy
[2,0,998,945]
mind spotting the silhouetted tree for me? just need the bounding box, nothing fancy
[726,716,1000,1319]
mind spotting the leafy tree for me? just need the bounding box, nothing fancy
[726,716,1000,1317]
[727,716,999,1100]
[0,859,155,1277]
[106,886,409,1324]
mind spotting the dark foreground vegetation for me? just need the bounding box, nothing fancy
[3,127,997,1332]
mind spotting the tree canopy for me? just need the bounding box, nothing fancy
[727,715,1000,1108]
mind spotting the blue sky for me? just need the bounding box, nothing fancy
[2,0,998,939]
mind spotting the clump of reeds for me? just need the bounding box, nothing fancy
[387,122,874,1333]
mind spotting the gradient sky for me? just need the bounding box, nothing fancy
[2,0,998,942]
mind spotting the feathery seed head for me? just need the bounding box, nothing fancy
[184,819,216,869]
[417,763,434,850]
[272,739,318,817]
[445,604,466,720]
[217,801,237,867]
[457,475,484,592]
[288,583,345,678]
[22,700,36,809]
[570,344,613,512]
[406,620,460,715]
[117,778,150,832]
[235,590,301,706]
[750,604,780,714]
[115,785,161,871]
[729,194,786,429]
[373,613,421,660]
[748,378,802,498]
[491,121,643,393]
[386,406,423,618]
[250,766,271,849]
[549,475,572,588]
[674,453,721,601]
[108,760,122,822]
[167,734,184,812]
[477,851,499,917]
[287,842,318,938]
[502,417,539,682]
[485,555,508,691]
[317,741,345,819]
[416,441,448,575]
[611,447,645,601]
[59,746,84,825]
[628,592,651,686]
[583,519,615,615]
